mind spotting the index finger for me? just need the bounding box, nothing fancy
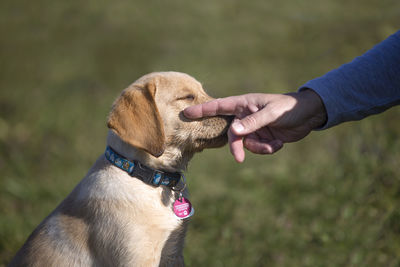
[183,96,245,119]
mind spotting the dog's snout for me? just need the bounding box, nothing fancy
[217,115,234,127]
[224,115,235,124]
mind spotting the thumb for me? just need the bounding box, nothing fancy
[231,109,274,135]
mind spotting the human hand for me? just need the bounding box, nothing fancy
[183,90,327,162]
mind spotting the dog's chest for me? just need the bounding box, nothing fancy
[81,168,185,230]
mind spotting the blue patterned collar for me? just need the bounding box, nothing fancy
[105,146,182,188]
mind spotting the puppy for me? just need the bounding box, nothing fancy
[9,72,231,267]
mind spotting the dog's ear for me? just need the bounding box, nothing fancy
[107,82,165,157]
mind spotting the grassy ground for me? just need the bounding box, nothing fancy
[1,0,400,266]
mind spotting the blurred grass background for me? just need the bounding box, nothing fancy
[1,0,400,266]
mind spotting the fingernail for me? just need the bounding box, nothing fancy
[232,122,244,133]
[183,107,194,118]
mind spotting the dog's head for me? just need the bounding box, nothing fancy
[107,72,232,163]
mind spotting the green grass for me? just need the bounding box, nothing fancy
[1,0,400,266]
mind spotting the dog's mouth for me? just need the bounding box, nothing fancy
[193,115,233,150]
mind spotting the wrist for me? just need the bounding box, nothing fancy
[298,89,327,128]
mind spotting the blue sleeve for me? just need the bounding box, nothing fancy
[299,30,400,129]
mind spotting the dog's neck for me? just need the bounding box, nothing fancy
[106,131,194,173]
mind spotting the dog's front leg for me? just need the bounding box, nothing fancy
[158,220,188,267]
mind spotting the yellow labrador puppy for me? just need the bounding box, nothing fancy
[10,72,231,267]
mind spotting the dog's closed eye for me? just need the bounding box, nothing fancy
[176,94,195,101]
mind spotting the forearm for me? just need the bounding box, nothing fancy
[299,30,400,129]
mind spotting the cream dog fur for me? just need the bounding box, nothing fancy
[9,72,231,267]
